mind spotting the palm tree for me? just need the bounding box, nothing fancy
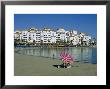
[48,39,50,47]
[80,37,83,46]
[40,40,43,46]
[14,39,20,47]
[33,40,36,46]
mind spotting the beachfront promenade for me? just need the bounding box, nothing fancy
[14,53,97,76]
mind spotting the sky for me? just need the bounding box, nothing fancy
[14,14,97,38]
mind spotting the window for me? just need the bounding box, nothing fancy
[36,33,40,34]
[56,37,60,38]
[23,35,26,36]
[58,34,60,36]
[36,35,40,36]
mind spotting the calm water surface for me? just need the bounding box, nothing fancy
[15,47,97,64]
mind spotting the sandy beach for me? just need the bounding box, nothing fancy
[14,53,97,76]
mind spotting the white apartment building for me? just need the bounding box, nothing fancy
[41,28,56,43]
[83,35,91,46]
[56,28,67,42]
[14,31,22,40]
[14,27,92,45]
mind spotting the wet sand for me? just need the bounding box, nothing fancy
[14,53,97,76]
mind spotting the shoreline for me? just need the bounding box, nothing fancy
[15,46,97,49]
[14,53,97,76]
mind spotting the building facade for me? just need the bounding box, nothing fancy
[14,27,92,46]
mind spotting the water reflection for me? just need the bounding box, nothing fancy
[17,47,97,64]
